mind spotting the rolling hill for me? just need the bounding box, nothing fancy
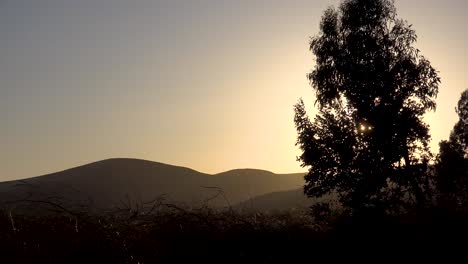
[0,158,306,212]
[235,188,312,212]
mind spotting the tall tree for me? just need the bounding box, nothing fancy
[451,90,468,155]
[435,89,468,206]
[295,0,440,212]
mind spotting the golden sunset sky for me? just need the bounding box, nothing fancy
[1,0,467,180]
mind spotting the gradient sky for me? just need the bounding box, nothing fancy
[1,0,467,181]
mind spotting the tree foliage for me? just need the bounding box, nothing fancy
[436,89,468,205]
[295,0,440,212]
[451,90,468,154]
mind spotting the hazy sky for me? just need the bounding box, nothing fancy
[1,0,467,180]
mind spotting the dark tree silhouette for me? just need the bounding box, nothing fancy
[435,89,468,206]
[451,90,468,154]
[295,0,440,213]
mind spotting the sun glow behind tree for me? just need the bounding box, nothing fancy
[295,0,440,212]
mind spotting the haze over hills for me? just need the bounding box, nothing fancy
[0,158,308,212]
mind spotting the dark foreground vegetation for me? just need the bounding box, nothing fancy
[1,202,468,263]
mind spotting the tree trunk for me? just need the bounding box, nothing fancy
[404,144,425,207]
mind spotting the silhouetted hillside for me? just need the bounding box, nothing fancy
[0,158,305,212]
[235,188,312,212]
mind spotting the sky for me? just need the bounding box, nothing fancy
[1,0,467,181]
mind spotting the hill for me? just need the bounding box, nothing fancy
[235,188,313,212]
[0,158,305,211]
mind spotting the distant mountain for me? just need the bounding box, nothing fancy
[235,188,312,212]
[0,158,305,212]
[235,188,335,212]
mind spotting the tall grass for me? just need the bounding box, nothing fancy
[1,199,467,263]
